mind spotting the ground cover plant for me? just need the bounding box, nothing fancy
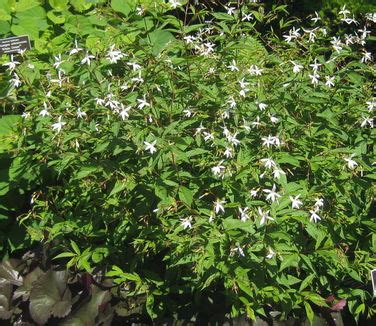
[0,0,376,324]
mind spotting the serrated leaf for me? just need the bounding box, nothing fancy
[29,270,72,324]
[60,285,110,326]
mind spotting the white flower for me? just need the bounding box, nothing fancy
[39,102,49,117]
[311,11,321,23]
[366,101,375,112]
[314,197,324,209]
[360,116,373,128]
[183,35,195,44]
[81,52,95,66]
[251,116,261,128]
[52,116,66,133]
[269,114,279,124]
[309,73,320,86]
[106,44,124,63]
[228,133,240,146]
[266,248,275,259]
[53,54,63,69]
[242,13,253,21]
[227,60,239,72]
[144,140,157,154]
[257,102,268,111]
[77,108,87,119]
[226,6,236,15]
[169,0,181,9]
[131,71,144,84]
[136,6,145,15]
[224,147,233,158]
[238,207,250,222]
[344,154,358,170]
[232,246,245,257]
[119,106,131,120]
[180,216,192,229]
[361,51,372,63]
[325,76,335,87]
[10,73,22,87]
[227,97,237,108]
[22,112,30,119]
[137,95,151,109]
[258,207,274,225]
[339,5,350,18]
[262,135,281,148]
[95,98,105,106]
[309,59,321,72]
[291,61,303,74]
[203,131,214,142]
[3,54,20,71]
[239,78,249,89]
[260,158,276,169]
[127,62,142,71]
[358,26,371,39]
[272,168,286,179]
[212,161,225,177]
[263,184,281,203]
[289,195,303,209]
[331,37,343,53]
[213,199,226,214]
[248,65,263,76]
[194,124,206,135]
[309,209,321,223]
[69,40,83,55]
[250,188,259,198]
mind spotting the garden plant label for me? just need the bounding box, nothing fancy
[0,35,31,54]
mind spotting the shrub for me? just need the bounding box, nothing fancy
[1,0,375,322]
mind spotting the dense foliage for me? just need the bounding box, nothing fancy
[0,0,375,324]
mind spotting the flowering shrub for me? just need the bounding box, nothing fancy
[1,0,375,322]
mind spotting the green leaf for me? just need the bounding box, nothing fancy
[70,240,81,255]
[0,115,21,136]
[73,166,98,179]
[47,10,67,24]
[11,5,48,40]
[304,302,314,324]
[178,186,193,207]
[279,253,300,272]
[14,0,40,12]
[109,180,127,197]
[146,29,175,54]
[111,0,133,17]
[49,0,69,11]
[299,274,315,292]
[70,0,93,12]
[53,252,77,259]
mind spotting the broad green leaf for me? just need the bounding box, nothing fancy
[49,0,69,11]
[146,29,175,54]
[70,0,93,12]
[111,0,133,17]
[178,186,193,207]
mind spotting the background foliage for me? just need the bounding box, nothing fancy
[0,0,375,324]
